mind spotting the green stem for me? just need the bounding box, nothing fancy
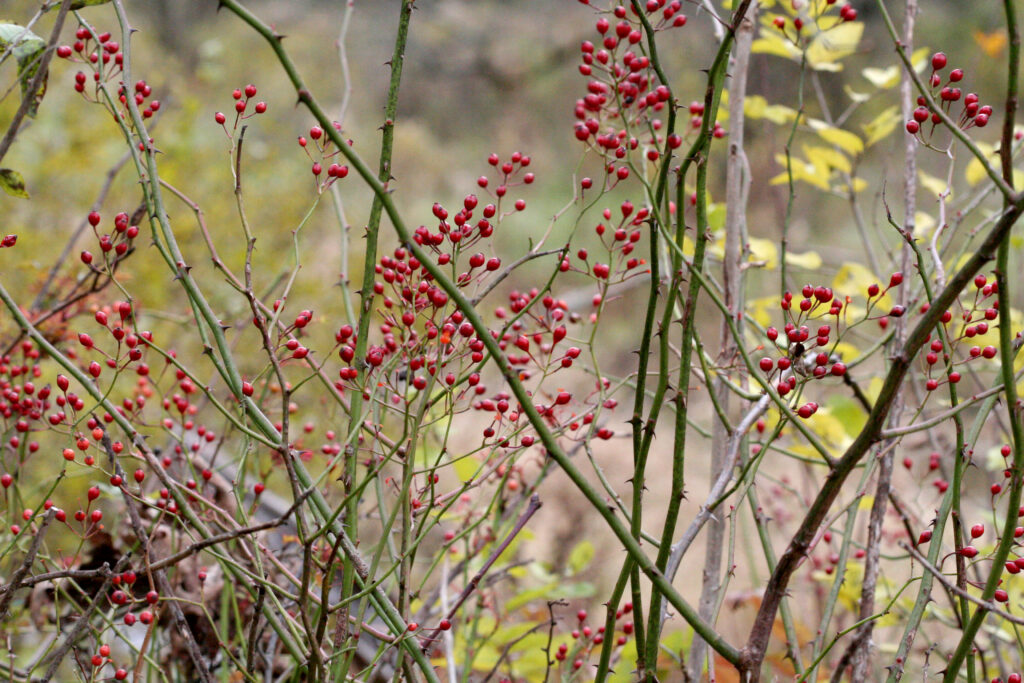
[336,3,412,679]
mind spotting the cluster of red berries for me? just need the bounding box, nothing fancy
[81,209,140,270]
[918,512,1024,606]
[57,26,124,84]
[112,585,160,627]
[574,201,648,286]
[864,271,906,328]
[296,122,351,187]
[552,605,634,671]
[86,643,129,680]
[573,3,697,183]
[215,84,268,128]
[906,52,991,136]
[60,26,163,133]
[813,530,867,576]
[760,283,848,399]
[116,79,160,120]
[74,295,152,382]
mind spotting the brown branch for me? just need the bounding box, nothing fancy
[0,509,55,620]
[39,555,130,683]
[99,430,216,683]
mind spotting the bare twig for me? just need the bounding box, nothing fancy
[420,494,542,649]
[0,509,55,620]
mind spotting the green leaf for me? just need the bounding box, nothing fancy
[0,168,29,198]
[452,454,480,483]
[0,23,48,117]
[505,581,557,611]
[567,540,594,574]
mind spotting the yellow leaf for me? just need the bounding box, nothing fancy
[866,376,884,404]
[964,143,998,186]
[862,65,900,89]
[915,211,936,233]
[752,33,801,60]
[764,103,798,124]
[808,407,853,450]
[918,170,950,199]
[785,250,823,270]
[804,144,851,174]
[747,95,798,124]
[806,21,864,70]
[847,177,868,193]
[862,105,902,146]
[748,237,779,269]
[745,94,768,119]
[748,296,780,327]
[844,85,872,103]
[771,153,831,190]
[809,119,864,155]
[832,342,862,364]
[910,46,932,72]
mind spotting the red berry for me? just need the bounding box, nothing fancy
[931,52,947,70]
